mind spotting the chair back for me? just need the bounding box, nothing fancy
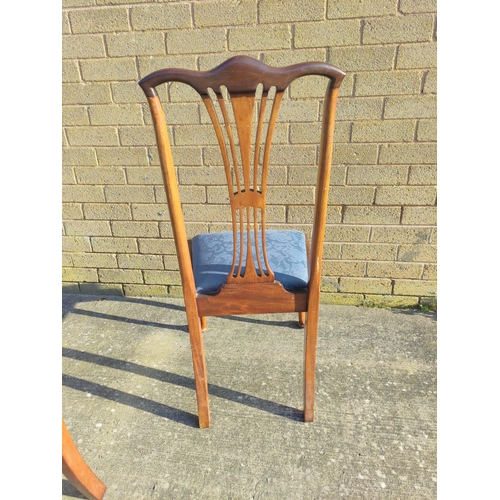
[139,56,345,290]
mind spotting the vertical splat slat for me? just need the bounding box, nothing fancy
[245,205,257,278]
[261,89,284,278]
[253,93,267,192]
[230,93,260,281]
[231,94,255,191]
[253,90,269,277]
[253,207,265,277]
[202,93,239,277]
[236,208,245,278]
[201,94,234,195]
[261,90,283,199]
[217,92,241,194]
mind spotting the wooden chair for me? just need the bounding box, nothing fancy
[62,419,107,500]
[139,56,345,428]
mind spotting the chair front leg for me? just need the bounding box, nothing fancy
[186,312,210,428]
[303,307,319,422]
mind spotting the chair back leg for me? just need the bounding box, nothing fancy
[200,316,208,332]
[298,311,306,328]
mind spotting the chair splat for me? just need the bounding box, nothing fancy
[202,85,284,283]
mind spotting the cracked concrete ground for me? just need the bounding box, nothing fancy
[62,294,436,499]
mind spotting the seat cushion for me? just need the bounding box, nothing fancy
[191,230,309,294]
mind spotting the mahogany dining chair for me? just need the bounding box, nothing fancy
[139,56,345,428]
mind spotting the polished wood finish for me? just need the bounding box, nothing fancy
[147,95,210,428]
[298,312,306,327]
[62,420,106,500]
[140,56,344,427]
[304,80,340,422]
[200,316,207,332]
[197,282,308,317]
[201,88,283,285]
[139,55,344,97]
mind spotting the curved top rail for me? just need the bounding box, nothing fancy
[139,55,345,97]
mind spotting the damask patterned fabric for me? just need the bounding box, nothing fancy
[191,230,309,294]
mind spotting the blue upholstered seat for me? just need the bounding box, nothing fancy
[191,230,309,294]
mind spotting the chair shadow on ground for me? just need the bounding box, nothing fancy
[62,293,301,329]
[62,294,304,427]
[62,479,87,499]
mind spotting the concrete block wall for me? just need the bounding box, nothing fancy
[62,0,437,308]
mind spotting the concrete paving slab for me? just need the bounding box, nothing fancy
[62,294,436,499]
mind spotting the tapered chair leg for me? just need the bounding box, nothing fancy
[200,316,207,332]
[187,315,210,428]
[298,311,306,328]
[62,420,107,500]
[303,308,319,422]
